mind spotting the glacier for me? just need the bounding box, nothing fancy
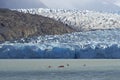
[1,8,120,59]
[0,29,120,59]
[16,8,120,31]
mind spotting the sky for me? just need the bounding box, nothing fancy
[114,0,120,7]
[0,0,47,9]
[40,0,120,12]
[40,0,120,8]
[0,0,120,12]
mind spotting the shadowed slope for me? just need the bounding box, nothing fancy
[0,9,75,42]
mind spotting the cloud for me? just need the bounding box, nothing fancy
[0,0,120,11]
[114,0,120,7]
[41,0,120,9]
[41,0,100,10]
[103,0,120,7]
[40,0,74,9]
[40,0,120,13]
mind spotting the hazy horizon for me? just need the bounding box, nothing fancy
[0,0,120,12]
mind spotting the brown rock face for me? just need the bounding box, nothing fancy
[0,8,75,42]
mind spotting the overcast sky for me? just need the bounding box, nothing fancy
[40,0,120,9]
[0,0,120,10]
[114,0,120,6]
[40,0,120,13]
[0,0,47,9]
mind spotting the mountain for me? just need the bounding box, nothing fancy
[0,8,120,59]
[0,8,75,42]
[41,0,120,13]
[17,8,120,31]
[0,0,47,9]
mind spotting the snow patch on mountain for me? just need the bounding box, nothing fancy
[16,8,120,31]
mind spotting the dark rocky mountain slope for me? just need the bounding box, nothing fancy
[0,8,75,42]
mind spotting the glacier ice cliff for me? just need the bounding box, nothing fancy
[0,29,120,59]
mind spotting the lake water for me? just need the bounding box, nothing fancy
[0,59,120,80]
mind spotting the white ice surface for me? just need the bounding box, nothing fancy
[0,29,120,58]
[16,8,120,31]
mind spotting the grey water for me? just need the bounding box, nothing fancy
[0,59,120,80]
[0,70,120,80]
